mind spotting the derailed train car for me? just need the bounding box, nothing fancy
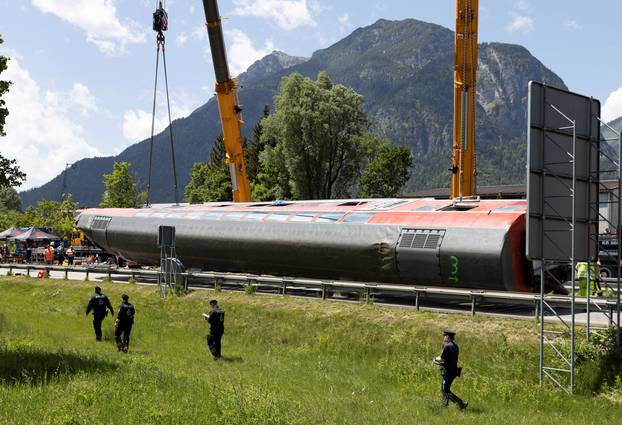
[76,198,535,292]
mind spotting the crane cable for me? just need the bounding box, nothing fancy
[146,1,179,206]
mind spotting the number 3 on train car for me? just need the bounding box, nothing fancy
[448,256,459,284]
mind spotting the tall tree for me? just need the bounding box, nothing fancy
[360,144,412,198]
[0,156,25,188]
[184,136,232,203]
[0,35,10,138]
[0,186,21,211]
[261,72,368,199]
[252,143,292,201]
[0,34,25,188]
[100,162,145,208]
[245,104,271,182]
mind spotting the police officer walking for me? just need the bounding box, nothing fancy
[203,299,225,360]
[114,294,135,353]
[85,286,114,341]
[434,330,468,410]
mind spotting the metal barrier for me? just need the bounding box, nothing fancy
[1,263,618,318]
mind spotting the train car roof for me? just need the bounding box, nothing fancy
[84,198,524,213]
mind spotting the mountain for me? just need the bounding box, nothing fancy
[603,116,622,148]
[20,51,307,207]
[21,18,567,207]
[240,50,307,85]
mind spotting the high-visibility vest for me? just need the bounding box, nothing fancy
[576,262,597,280]
[576,262,600,296]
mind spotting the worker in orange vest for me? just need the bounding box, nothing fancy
[44,245,54,265]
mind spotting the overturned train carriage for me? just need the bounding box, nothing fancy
[77,198,533,292]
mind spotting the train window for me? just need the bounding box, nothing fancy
[266,212,290,222]
[222,212,245,220]
[290,212,318,222]
[343,212,376,223]
[316,212,346,222]
[246,212,268,221]
[270,201,291,207]
[338,201,367,206]
[415,205,440,211]
[439,204,477,211]
[371,200,409,210]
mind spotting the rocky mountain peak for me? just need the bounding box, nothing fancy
[240,50,308,85]
[477,42,567,137]
[313,18,452,68]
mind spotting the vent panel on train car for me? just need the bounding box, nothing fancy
[396,228,446,284]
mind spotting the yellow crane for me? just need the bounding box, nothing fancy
[201,0,252,202]
[451,0,479,199]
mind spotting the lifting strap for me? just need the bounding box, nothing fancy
[146,1,179,206]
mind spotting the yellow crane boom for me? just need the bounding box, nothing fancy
[201,0,251,202]
[451,0,479,199]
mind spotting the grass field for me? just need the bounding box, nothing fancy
[0,276,620,425]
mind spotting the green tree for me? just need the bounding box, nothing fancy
[28,196,78,238]
[360,144,412,198]
[184,136,232,203]
[0,209,21,233]
[260,72,368,199]
[0,35,25,188]
[0,156,24,188]
[0,35,10,138]
[251,143,292,201]
[100,162,145,208]
[0,186,21,211]
[0,196,78,239]
[245,104,271,182]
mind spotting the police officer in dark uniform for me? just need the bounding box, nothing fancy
[434,329,467,410]
[114,294,135,353]
[85,286,114,341]
[203,299,225,360]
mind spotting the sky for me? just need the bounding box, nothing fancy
[1,0,621,190]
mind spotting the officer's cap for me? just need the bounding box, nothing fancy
[122,294,129,300]
[443,329,456,337]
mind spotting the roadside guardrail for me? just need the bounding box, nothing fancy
[1,263,620,322]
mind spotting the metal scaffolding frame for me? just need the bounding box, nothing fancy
[159,243,179,298]
[157,225,185,298]
[528,82,605,394]
[538,103,579,394]
[587,119,622,347]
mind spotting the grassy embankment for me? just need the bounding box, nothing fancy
[0,276,621,425]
